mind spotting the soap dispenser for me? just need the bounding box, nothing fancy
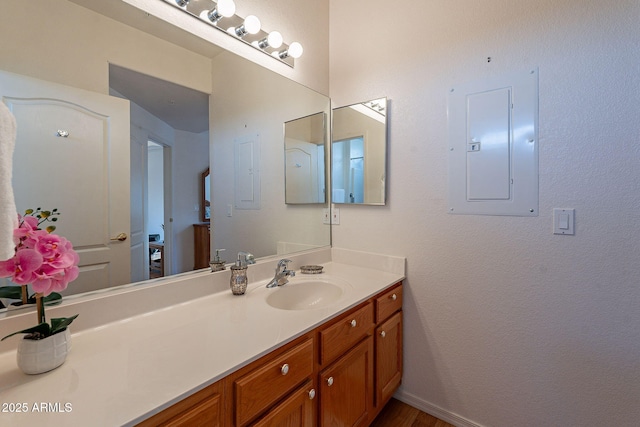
[209,249,226,272]
[230,254,248,295]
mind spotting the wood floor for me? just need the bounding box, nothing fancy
[370,398,456,427]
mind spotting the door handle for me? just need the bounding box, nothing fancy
[110,232,128,242]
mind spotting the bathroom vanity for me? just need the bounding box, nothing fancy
[0,248,405,427]
[138,282,402,426]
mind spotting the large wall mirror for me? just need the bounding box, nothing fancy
[284,112,327,204]
[0,0,330,308]
[332,98,387,205]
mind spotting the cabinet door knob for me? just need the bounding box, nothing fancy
[390,293,397,301]
[350,319,357,328]
[280,364,289,375]
[380,331,386,338]
[308,389,316,400]
[326,377,334,387]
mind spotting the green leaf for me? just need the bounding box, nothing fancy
[43,292,62,305]
[1,323,50,341]
[0,286,23,300]
[50,314,79,335]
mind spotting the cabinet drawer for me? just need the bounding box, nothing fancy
[375,284,402,323]
[320,302,374,365]
[235,338,314,426]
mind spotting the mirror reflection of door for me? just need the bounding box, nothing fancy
[284,112,326,204]
[147,141,166,278]
[110,65,209,280]
[333,137,364,203]
[0,71,131,295]
[331,98,387,205]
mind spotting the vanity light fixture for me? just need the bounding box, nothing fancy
[200,0,236,24]
[163,0,302,67]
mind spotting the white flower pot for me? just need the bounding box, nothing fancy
[16,328,71,375]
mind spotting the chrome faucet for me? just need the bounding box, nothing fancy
[237,251,256,266]
[266,259,295,288]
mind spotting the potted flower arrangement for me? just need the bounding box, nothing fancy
[0,208,79,374]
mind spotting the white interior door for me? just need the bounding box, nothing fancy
[285,139,319,203]
[130,135,148,283]
[0,70,131,295]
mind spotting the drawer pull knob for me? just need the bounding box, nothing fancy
[327,377,334,387]
[308,389,316,400]
[391,293,397,301]
[380,331,386,338]
[350,319,357,328]
[281,364,289,375]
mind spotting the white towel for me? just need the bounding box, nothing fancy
[0,101,18,261]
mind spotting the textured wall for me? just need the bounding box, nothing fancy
[329,0,640,426]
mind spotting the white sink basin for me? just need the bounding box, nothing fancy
[265,278,348,310]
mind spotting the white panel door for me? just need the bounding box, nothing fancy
[0,71,131,294]
[285,139,319,203]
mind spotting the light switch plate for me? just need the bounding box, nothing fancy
[331,207,340,225]
[553,208,574,235]
[322,208,330,224]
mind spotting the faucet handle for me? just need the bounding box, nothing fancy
[237,251,255,266]
[277,259,293,271]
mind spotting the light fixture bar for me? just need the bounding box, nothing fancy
[163,0,301,68]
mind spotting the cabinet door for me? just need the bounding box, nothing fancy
[162,394,221,427]
[375,311,403,408]
[136,380,223,427]
[251,380,316,427]
[235,338,314,426]
[319,337,373,427]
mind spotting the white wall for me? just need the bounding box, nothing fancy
[210,52,330,259]
[0,0,212,96]
[329,0,640,426]
[173,130,209,273]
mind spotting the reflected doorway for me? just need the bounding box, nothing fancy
[147,141,168,278]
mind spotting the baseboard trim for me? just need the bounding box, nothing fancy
[393,390,484,427]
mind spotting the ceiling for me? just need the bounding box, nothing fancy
[109,64,210,134]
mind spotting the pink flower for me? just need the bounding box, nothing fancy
[14,215,46,249]
[31,264,79,295]
[1,210,79,296]
[0,249,44,285]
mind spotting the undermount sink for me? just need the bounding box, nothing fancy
[265,278,348,310]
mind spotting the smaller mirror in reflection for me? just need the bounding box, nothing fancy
[284,112,327,204]
[332,97,387,205]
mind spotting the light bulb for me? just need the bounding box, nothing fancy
[217,0,236,18]
[288,42,303,59]
[202,0,235,23]
[243,15,261,35]
[266,31,283,49]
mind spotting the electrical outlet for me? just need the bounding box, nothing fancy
[331,207,340,225]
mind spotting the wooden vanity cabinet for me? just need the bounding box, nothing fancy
[136,282,403,427]
[372,284,403,418]
[251,379,316,427]
[319,337,374,427]
[193,223,211,270]
[233,337,314,427]
[136,379,224,427]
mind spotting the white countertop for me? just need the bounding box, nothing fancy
[0,249,405,426]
